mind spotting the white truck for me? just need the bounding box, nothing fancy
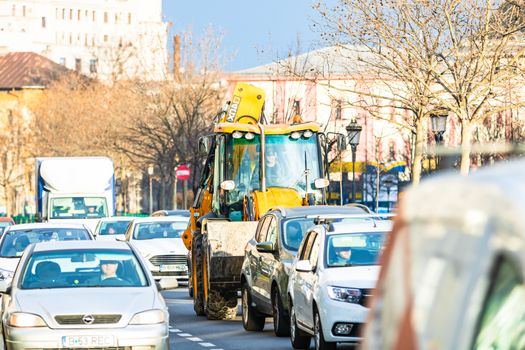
[35,157,116,231]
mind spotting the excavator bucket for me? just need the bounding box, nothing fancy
[221,83,265,124]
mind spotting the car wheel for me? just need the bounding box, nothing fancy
[314,309,336,350]
[290,303,311,349]
[241,283,265,331]
[272,288,290,337]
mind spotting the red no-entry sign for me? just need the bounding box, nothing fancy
[176,165,191,180]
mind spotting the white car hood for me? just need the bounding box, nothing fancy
[15,288,157,323]
[96,234,125,242]
[0,257,21,273]
[47,218,99,233]
[132,238,187,258]
[322,265,380,289]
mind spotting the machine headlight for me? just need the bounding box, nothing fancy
[129,309,166,325]
[7,312,47,328]
[244,132,255,140]
[232,131,243,139]
[290,131,302,139]
[303,130,313,138]
[0,268,13,281]
[327,286,362,304]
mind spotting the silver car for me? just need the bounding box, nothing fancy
[0,240,177,350]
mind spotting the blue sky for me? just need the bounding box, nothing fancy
[162,1,330,71]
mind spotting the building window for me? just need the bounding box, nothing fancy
[92,11,96,22]
[55,8,58,19]
[104,12,108,23]
[41,17,46,28]
[22,5,26,17]
[91,36,95,46]
[89,59,97,74]
[77,10,81,20]
[59,57,66,66]
[85,10,88,18]
[84,33,88,46]
[292,100,301,116]
[69,9,73,20]
[12,5,16,17]
[69,33,72,45]
[75,58,81,73]
[115,13,119,24]
[128,13,131,24]
[62,8,65,20]
[103,34,108,42]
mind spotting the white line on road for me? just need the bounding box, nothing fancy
[199,343,215,347]
[177,333,192,337]
[169,328,182,333]
[187,337,203,342]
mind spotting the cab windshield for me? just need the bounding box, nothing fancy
[224,133,322,204]
[50,197,108,219]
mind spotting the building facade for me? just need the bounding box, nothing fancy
[0,0,168,81]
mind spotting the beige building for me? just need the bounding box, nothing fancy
[0,0,168,81]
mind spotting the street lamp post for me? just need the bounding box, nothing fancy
[430,114,448,170]
[148,164,154,214]
[346,120,362,203]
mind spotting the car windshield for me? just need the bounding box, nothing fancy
[98,220,131,235]
[282,218,316,252]
[50,196,108,219]
[19,249,148,289]
[326,232,387,267]
[0,229,92,257]
[133,221,188,240]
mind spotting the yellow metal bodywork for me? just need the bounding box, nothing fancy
[251,188,303,220]
[183,188,213,250]
[221,83,265,124]
[214,122,320,134]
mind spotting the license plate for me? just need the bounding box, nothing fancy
[160,264,187,272]
[61,335,115,348]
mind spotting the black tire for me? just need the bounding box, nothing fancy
[290,302,311,349]
[314,309,336,350]
[272,288,290,337]
[192,232,205,316]
[188,284,194,298]
[205,289,238,320]
[241,284,265,331]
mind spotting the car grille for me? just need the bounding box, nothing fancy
[149,254,186,266]
[55,314,122,325]
[153,271,188,277]
[360,289,374,307]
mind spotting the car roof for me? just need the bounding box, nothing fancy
[152,210,190,216]
[7,222,89,230]
[326,220,393,235]
[269,205,371,218]
[32,240,131,252]
[131,216,189,223]
[96,216,135,222]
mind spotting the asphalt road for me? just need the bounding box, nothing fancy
[164,288,357,350]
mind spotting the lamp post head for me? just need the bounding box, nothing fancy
[430,113,448,143]
[346,120,362,148]
[147,164,154,176]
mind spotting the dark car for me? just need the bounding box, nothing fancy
[151,209,191,218]
[240,205,371,336]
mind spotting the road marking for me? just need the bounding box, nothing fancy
[169,328,181,333]
[178,333,192,337]
[187,337,203,342]
[199,343,215,347]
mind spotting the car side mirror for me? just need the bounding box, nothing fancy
[295,260,313,272]
[0,282,12,294]
[256,241,275,253]
[198,137,210,155]
[157,278,179,291]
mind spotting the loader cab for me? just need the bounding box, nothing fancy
[211,124,327,221]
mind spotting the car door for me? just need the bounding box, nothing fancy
[250,216,271,300]
[257,215,278,303]
[302,232,321,329]
[293,232,316,327]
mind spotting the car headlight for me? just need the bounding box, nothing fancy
[129,309,166,325]
[0,268,14,281]
[327,286,362,304]
[7,313,47,327]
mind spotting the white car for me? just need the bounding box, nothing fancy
[94,216,134,241]
[125,216,189,284]
[288,219,392,350]
[0,222,93,291]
